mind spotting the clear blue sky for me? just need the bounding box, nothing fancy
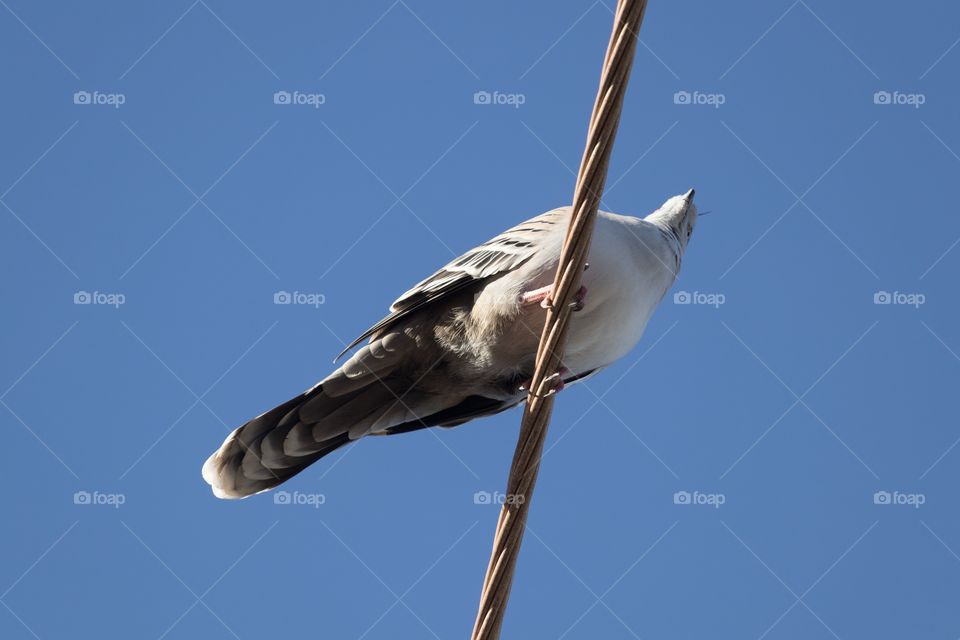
[2,1,959,638]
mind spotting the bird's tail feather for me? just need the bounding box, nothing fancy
[202,382,403,499]
[202,368,532,499]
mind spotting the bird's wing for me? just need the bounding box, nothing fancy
[336,207,569,359]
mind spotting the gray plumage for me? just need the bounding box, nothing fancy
[203,190,697,499]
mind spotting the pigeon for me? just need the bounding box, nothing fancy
[203,189,697,499]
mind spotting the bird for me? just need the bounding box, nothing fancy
[203,189,698,499]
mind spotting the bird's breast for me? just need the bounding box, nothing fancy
[563,229,675,373]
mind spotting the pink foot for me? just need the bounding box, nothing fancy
[518,285,588,311]
[519,367,570,396]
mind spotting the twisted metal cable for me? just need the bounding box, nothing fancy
[470,1,649,637]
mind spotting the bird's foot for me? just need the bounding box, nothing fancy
[519,367,570,397]
[518,285,588,311]
[517,284,551,307]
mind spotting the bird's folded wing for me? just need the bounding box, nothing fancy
[336,207,569,359]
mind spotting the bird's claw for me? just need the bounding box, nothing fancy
[519,367,569,397]
[537,285,588,312]
[518,263,589,312]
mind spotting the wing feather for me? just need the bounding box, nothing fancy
[336,207,568,360]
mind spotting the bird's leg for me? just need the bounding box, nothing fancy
[517,284,553,306]
[518,263,589,311]
[518,284,588,311]
[519,367,570,396]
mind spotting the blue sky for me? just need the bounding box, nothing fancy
[2,1,959,638]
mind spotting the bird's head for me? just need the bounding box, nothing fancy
[645,188,698,253]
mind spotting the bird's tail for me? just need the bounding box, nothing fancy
[202,380,409,499]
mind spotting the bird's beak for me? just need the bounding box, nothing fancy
[684,188,696,202]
